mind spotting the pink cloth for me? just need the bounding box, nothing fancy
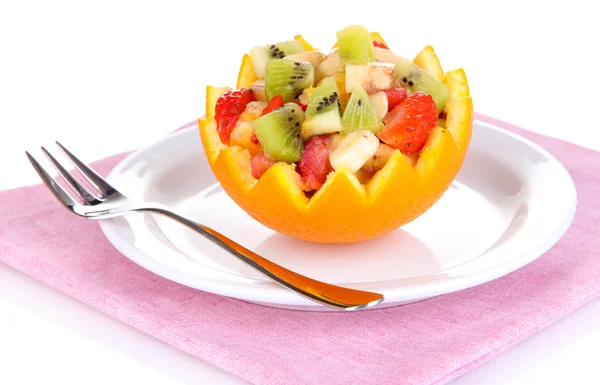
[1,113,598,385]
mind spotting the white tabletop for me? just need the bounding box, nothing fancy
[1,1,599,384]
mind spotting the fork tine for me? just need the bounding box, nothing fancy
[26,151,78,209]
[41,146,101,205]
[55,141,117,197]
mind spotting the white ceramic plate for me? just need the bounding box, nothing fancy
[99,120,576,311]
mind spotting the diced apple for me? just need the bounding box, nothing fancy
[369,91,388,119]
[286,51,326,70]
[345,63,395,93]
[329,130,379,173]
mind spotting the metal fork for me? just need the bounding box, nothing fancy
[25,143,384,310]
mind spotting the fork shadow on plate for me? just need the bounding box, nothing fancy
[254,229,441,283]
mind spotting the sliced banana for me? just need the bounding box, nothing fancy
[345,63,395,93]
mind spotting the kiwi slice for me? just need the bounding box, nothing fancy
[251,102,304,163]
[394,58,449,114]
[264,59,314,103]
[341,86,384,134]
[301,77,343,140]
[336,25,375,65]
[250,40,306,78]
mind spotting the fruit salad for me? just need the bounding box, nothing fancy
[199,25,473,243]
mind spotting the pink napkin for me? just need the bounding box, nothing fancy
[1,113,598,385]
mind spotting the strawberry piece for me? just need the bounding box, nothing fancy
[384,88,407,111]
[250,151,277,179]
[261,94,284,116]
[377,92,437,154]
[214,88,254,145]
[298,135,333,191]
[373,41,389,49]
[299,103,307,112]
[250,134,259,144]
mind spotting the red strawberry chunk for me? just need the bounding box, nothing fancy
[299,103,307,112]
[383,88,407,111]
[250,151,276,179]
[378,92,437,154]
[214,88,254,145]
[373,41,389,49]
[261,94,284,116]
[298,135,333,191]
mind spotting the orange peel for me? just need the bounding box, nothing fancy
[199,37,473,243]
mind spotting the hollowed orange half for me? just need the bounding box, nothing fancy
[199,39,473,243]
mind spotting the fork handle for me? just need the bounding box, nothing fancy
[144,206,384,310]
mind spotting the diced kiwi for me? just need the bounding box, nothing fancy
[264,59,314,103]
[341,86,384,134]
[274,41,306,57]
[250,40,306,78]
[336,25,375,65]
[305,77,340,116]
[393,58,449,114]
[301,77,343,139]
[251,102,304,163]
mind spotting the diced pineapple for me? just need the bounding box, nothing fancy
[230,120,261,156]
[345,63,395,93]
[241,101,267,120]
[230,101,266,156]
[329,130,379,173]
[286,51,326,70]
[369,91,388,119]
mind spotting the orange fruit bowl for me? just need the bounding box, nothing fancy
[199,34,473,244]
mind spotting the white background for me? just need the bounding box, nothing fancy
[1,1,599,384]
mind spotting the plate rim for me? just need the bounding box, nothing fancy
[98,119,577,309]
